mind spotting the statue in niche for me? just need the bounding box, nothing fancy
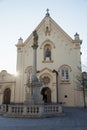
[45,47,51,60]
[45,26,50,36]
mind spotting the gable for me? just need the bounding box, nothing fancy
[23,15,73,46]
[0,70,15,83]
[37,67,56,77]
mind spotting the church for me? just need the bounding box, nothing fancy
[0,10,85,108]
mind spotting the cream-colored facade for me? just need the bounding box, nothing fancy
[0,12,86,107]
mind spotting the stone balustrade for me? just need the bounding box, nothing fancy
[0,104,63,118]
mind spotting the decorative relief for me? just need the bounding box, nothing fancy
[43,76,50,85]
[44,44,52,61]
[45,16,51,36]
[45,26,51,36]
[1,74,6,80]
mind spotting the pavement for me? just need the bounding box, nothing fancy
[0,107,87,130]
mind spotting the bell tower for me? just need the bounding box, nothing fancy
[15,37,24,103]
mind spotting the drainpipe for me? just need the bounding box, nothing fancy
[53,70,58,103]
[56,71,58,103]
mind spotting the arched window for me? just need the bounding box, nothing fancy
[44,44,51,61]
[59,65,72,83]
[61,69,69,80]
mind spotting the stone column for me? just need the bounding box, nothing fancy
[31,30,43,104]
[25,30,43,105]
[32,44,38,82]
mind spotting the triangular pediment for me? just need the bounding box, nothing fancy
[24,15,73,45]
[39,67,53,73]
[37,67,56,77]
[37,68,57,83]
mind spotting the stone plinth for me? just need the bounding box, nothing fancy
[25,77,43,105]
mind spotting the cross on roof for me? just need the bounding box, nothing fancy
[46,9,49,14]
[46,8,50,17]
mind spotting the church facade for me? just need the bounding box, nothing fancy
[0,11,86,107]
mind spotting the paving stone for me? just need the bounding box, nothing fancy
[0,108,87,130]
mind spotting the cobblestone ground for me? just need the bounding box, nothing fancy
[0,108,87,130]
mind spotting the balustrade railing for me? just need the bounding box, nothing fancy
[0,104,63,117]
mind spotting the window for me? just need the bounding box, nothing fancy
[59,65,72,83]
[61,69,69,80]
[65,70,69,79]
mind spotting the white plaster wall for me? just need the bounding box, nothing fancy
[15,16,82,106]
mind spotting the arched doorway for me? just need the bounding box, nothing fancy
[3,88,11,104]
[41,87,51,103]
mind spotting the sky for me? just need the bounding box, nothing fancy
[0,0,87,74]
